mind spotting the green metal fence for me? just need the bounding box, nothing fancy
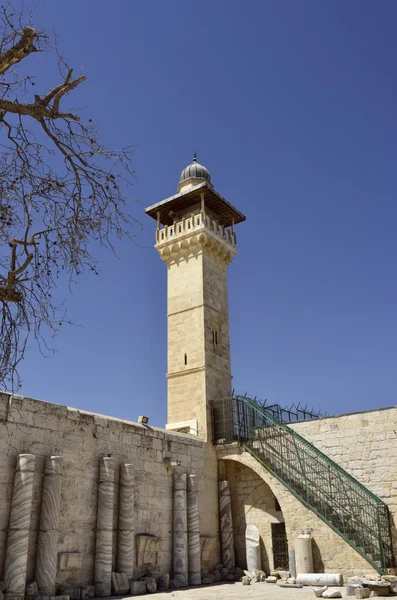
[212,394,394,573]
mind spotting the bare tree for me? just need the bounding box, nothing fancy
[0,3,138,391]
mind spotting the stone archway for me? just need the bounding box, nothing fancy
[217,448,380,579]
[223,457,287,572]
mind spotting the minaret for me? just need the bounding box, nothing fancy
[145,154,245,441]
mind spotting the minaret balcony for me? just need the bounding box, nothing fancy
[155,211,236,248]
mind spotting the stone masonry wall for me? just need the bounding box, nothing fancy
[0,392,220,589]
[290,406,397,563]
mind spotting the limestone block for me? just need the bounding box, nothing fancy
[111,573,129,595]
[80,587,94,599]
[322,591,342,599]
[277,583,303,588]
[94,583,111,597]
[314,587,328,598]
[144,577,156,593]
[58,589,80,600]
[347,584,363,596]
[355,591,370,599]
[25,582,38,598]
[266,576,278,583]
[242,576,250,585]
[156,574,169,591]
[129,581,146,596]
[58,553,84,571]
[369,590,390,597]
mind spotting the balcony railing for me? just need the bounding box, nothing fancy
[156,211,236,247]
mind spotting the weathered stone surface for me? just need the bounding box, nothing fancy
[313,586,328,598]
[246,524,261,572]
[144,577,156,593]
[169,580,180,589]
[369,590,390,597]
[58,588,79,600]
[25,582,38,597]
[111,573,129,595]
[117,464,135,578]
[288,548,297,578]
[297,574,343,586]
[322,591,342,599]
[80,586,94,599]
[266,576,278,583]
[129,581,146,596]
[50,596,70,600]
[4,454,36,600]
[242,576,250,585]
[156,574,169,591]
[277,583,303,588]
[173,472,188,587]
[187,475,201,586]
[287,577,296,584]
[219,481,235,569]
[355,591,370,599]
[295,529,313,575]
[347,584,363,596]
[36,457,63,597]
[201,578,213,585]
[95,458,115,597]
[58,554,83,572]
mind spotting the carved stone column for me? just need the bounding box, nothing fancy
[95,457,115,597]
[187,475,201,586]
[173,472,188,587]
[117,463,134,578]
[4,454,36,600]
[218,480,235,569]
[295,529,313,574]
[36,456,63,596]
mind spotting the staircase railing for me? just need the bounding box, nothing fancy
[211,395,394,573]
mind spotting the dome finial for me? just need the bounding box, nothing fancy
[193,151,197,163]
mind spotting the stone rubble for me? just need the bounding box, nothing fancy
[313,586,328,597]
[322,590,342,599]
[355,591,370,599]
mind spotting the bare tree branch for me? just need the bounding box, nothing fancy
[0,4,139,391]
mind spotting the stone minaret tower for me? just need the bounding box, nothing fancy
[145,154,245,441]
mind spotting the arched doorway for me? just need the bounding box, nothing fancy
[224,459,288,572]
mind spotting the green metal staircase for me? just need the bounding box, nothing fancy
[212,394,394,574]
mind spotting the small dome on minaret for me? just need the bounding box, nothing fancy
[178,153,211,191]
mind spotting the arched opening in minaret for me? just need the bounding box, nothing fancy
[225,459,289,572]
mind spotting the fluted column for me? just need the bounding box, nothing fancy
[36,456,63,596]
[95,457,115,597]
[117,463,134,578]
[173,472,188,587]
[219,480,235,569]
[187,475,201,586]
[4,454,36,600]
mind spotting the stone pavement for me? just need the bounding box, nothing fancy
[111,582,348,599]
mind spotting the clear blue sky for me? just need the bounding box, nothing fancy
[19,0,397,425]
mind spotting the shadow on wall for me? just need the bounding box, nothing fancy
[312,537,325,573]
